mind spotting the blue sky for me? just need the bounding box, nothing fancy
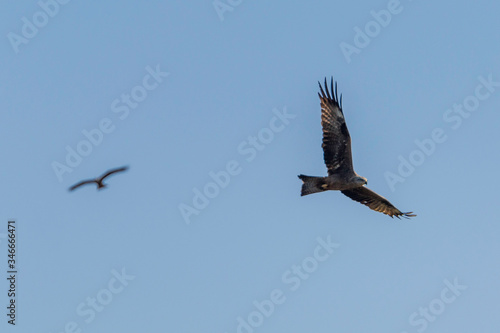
[1,1,500,332]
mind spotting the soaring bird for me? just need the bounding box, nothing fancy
[298,78,415,218]
[69,166,129,192]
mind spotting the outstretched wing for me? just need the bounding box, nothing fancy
[68,180,97,192]
[341,187,416,218]
[99,166,129,182]
[319,78,353,176]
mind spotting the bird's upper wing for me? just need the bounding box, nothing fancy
[99,166,129,181]
[68,180,97,191]
[341,186,416,218]
[319,78,354,176]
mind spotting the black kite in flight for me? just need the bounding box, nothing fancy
[298,78,415,218]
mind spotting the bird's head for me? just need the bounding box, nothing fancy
[354,176,368,186]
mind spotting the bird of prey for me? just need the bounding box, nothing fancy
[68,166,129,192]
[298,78,415,218]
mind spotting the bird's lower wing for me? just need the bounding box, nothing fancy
[341,187,416,218]
[68,180,96,191]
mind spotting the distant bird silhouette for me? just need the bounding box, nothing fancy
[69,166,129,192]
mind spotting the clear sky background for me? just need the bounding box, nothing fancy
[1,1,499,332]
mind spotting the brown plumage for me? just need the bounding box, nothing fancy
[298,78,415,219]
[69,166,129,192]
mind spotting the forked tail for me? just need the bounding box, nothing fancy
[297,175,327,196]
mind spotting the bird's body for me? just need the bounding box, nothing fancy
[69,166,129,192]
[298,174,364,194]
[95,182,107,189]
[298,78,415,219]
